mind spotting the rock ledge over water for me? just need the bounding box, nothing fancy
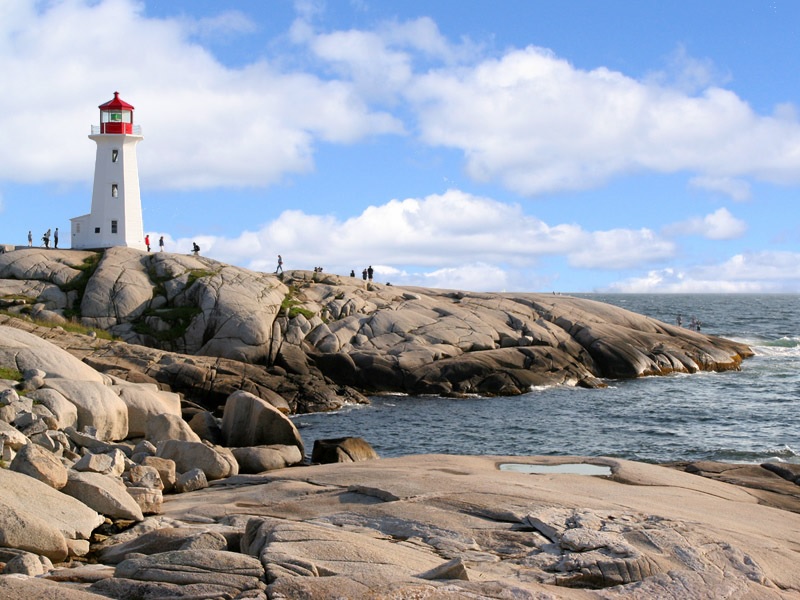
[0,247,753,405]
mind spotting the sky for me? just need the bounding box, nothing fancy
[1,0,799,293]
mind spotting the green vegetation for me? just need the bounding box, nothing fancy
[0,367,23,382]
[0,310,114,340]
[186,269,217,287]
[133,305,202,343]
[281,287,316,320]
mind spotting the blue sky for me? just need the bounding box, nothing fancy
[1,0,799,292]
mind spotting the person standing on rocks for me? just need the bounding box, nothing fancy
[276,255,283,274]
[53,228,59,249]
[367,265,374,281]
[159,236,164,252]
[43,229,50,248]
[362,268,367,281]
[27,231,32,247]
[145,234,151,252]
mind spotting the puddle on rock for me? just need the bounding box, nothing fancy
[499,463,612,476]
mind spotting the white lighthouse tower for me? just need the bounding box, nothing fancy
[71,92,146,250]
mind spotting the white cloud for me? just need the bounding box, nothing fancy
[605,251,800,293]
[689,176,751,201]
[0,0,401,189]
[404,46,800,195]
[664,207,747,240]
[174,189,674,279]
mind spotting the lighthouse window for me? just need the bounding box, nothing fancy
[111,220,118,234]
[112,149,119,163]
[111,184,118,197]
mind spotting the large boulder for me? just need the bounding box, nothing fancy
[231,444,303,474]
[44,379,128,441]
[311,437,379,464]
[9,442,69,489]
[0,468,103,561]
[26,387,78,430]
[220,390,304,453]
[115,383,181,438]
[0,326,105,383]
[156,440,238,481]
[145,413,201,445]
[80,248,153,329]
[61,471,144,522]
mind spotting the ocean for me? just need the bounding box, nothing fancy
[292,294,800,464]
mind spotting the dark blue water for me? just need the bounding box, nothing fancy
[292,294,800,464]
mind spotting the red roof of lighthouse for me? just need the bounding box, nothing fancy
[99,91,134,111]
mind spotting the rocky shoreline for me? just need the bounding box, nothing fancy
[1,247,753,409]
[3,247,796,598]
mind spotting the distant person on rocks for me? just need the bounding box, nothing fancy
[145,234,150,252]
[367,265,374,281]
[53,228,59,249]
[350,270,355,277]
[362,268,367,281]
[192,242,200,256]
[43,229,51,248]
[276,254,283,274]
[159,236,164,252]
[27,231,32,247]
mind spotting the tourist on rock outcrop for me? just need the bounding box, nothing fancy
[276,254,283,274]
[350,270,355,277]
[159,236,164,251]
[145,234,150,252]
[192,242,200,256]
[368,265,374,281]
[42,229,51,249]
[27,231,32,247]
[362,268,367,281]
[54,228,59,249]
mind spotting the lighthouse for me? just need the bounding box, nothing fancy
[71,92,146,250]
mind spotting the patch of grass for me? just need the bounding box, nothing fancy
[133,306,202,343]
[281,287,316,320]
[186,269,217,287]
[0,367,23,381]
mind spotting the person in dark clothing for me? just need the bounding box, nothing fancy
[367,265,374,281]
[362,268,367,281]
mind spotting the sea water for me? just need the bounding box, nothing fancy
[292,294,800,464]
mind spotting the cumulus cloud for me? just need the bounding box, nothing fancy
[604,251,800,293]
[664,207,747,240]
[0,0,401,188]
[689,176,751,201]
[403,47,800,195]
[4,2,800,200]
[172,189,674,286]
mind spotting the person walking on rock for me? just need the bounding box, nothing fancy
[145,234,150,252]
[43,229,50,249]
[27,231,32,247]
[159,236,164,252]
[53,228,59,249]
[276,254,284,274]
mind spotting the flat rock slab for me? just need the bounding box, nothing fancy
[160,454,800,598]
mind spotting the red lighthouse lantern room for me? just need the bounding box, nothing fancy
[98,91,135,134]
